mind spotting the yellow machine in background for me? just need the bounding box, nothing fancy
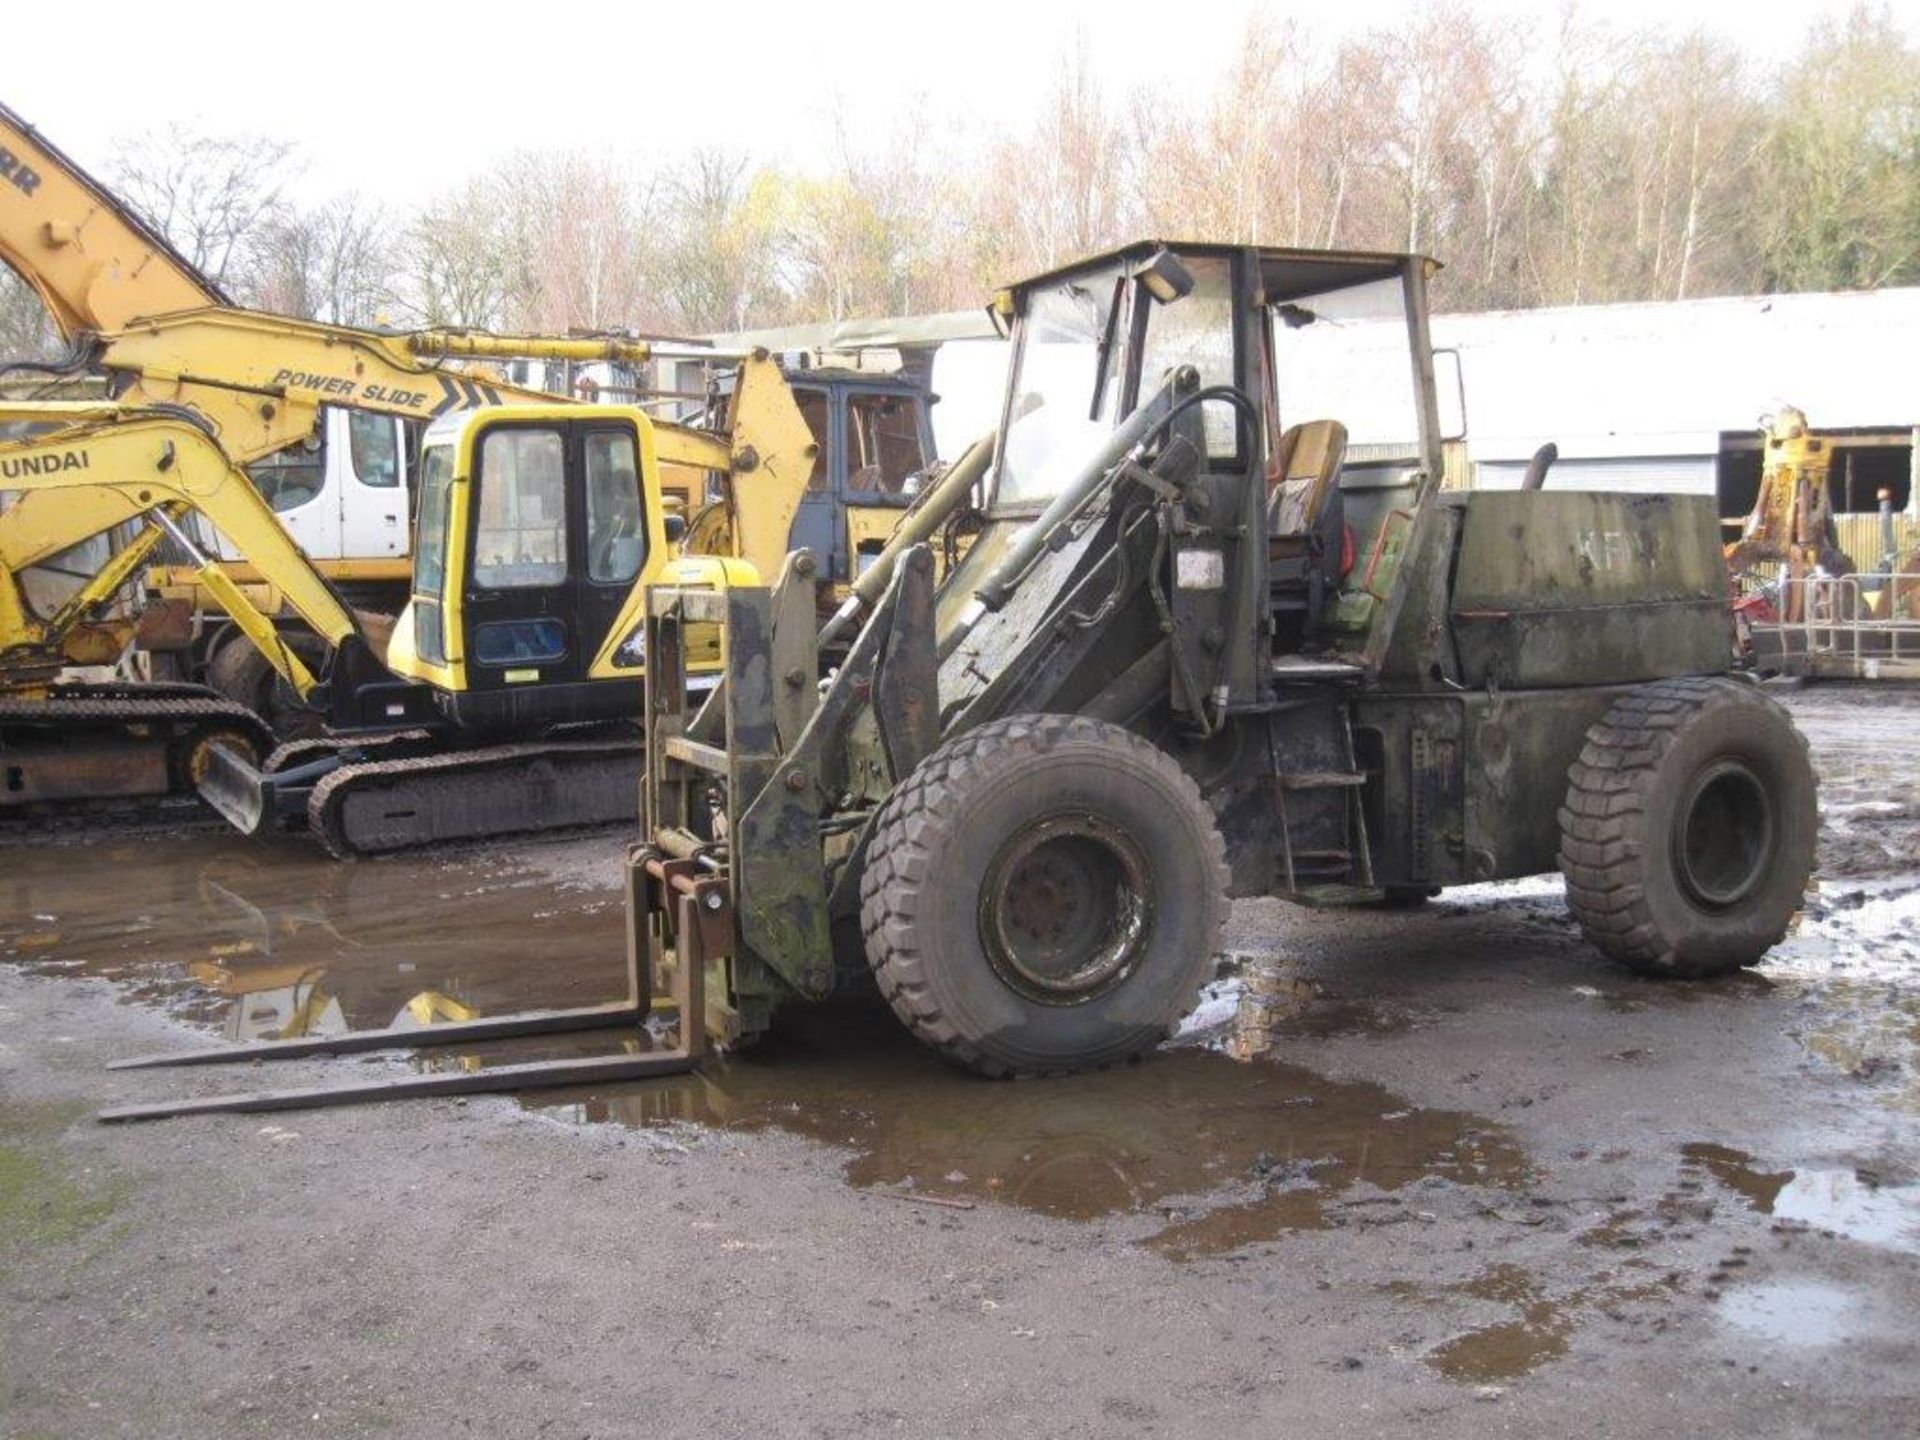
[1725,406,1855,621]
[0,99,822,693]
[0,389,794,850]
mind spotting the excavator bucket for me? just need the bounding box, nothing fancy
[194,740,272,836]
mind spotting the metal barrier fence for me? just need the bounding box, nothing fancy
[1750,571,1920,680]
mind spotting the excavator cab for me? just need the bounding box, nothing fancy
[385,403,676,732]
[189,401,732,852]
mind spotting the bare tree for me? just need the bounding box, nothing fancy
[406,175,526,330]
[1759,5,1920,291]
[0,270,60,361]
[249,195,400,325]
[109,125,299,292]
[658,149,780,332]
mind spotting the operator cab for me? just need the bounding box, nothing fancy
[379,404,672,732]
[982,242,1442,664]
[700,365,937,587]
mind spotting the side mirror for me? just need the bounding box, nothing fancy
[664,513,687,543]
[986,290,1014,340]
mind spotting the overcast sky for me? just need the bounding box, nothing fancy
[10,0,1914,208]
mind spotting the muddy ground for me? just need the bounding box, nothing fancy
[2,683,1918,1438]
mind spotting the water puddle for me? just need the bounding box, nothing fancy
[524,1005,1529,1248]
[1717,1279,1858,1347]
[1680,1140,1920,1252]
[1189,967,1411,1061]
[1394,1263,1676,1384]
[0,834,631,1040]
[4,834,1533,1253]
[1426,1306,1573,1383]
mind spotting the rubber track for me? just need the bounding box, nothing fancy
[1556,675,1810,972]
[859,713,1231,1077]
[0,683,273,834]
[309,737,643,858]
[261,729,436,777]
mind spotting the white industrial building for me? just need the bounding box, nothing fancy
[1431,287,1919,520]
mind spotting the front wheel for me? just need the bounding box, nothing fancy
[859,714,1230,1076]
[1559,677,1817,979]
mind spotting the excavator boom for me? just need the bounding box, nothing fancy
[0,99,224,335]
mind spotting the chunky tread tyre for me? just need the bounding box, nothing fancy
[1558,677,1816,979]
[859,714,1230,1077]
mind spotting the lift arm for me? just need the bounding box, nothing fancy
[0,404,362,696]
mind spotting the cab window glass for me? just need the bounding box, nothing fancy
[247,441,324,514]
[348,411,401,488]
[473,428,566,589]
[585,429,646,584]
[847,393,927,496]
[1137,255,1239,459]
[794,388,829,493]
[413,444,454,594]
[1269,275,1420,456]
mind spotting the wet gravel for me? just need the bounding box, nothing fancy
[2,682,1917,1438]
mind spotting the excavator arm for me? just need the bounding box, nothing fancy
[3,313,811,586]
[0,100,223,336]
[0,404,362,697]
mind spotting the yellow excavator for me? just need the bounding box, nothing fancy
[0,100,944,849]
[0,385,824,852]
[0,102,935,687]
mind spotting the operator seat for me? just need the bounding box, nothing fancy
[1267,419,1350,641]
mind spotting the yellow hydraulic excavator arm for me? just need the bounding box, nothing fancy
[0,100,223,336]
[0,403,362,696]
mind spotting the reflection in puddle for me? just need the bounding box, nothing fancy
[1718,1280,1857,1347]
[0,834,629,1040]
[1682,1140,1920,1253]
[525,1006,1528,1248]
[1194,966,1411,1063]
[1681,1142,1794,1212]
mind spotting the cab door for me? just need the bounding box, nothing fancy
[840,386,933,580]
[459,417,649,701]
[335,410,410,559]
[573,420,649,667]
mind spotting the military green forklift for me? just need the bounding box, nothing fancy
[103,241,1817,1117]
[631,239,1818,1074]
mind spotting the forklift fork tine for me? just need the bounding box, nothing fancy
[105,1001,649,1071]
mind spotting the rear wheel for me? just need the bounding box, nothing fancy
[1559,677,1816,979]
[860,714,1230,1076]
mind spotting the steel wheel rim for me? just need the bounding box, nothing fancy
[980,813,1153,1005]
[1672,759,1774,911]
